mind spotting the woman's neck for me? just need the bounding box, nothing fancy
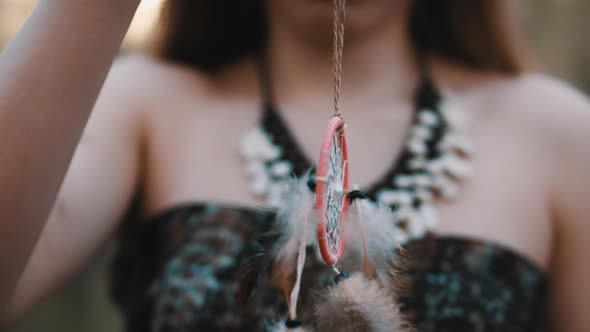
[265,6,420,109]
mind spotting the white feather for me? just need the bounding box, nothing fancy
[271,174,318,266]
[340,199,402,281]
[265,318,312,332]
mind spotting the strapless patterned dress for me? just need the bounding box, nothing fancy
[110,203,547,332]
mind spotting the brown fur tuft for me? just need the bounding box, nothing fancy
[315,273,412,332]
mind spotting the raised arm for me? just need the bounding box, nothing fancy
[0,0,140,313]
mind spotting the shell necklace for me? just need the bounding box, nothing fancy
[240,77,474,244]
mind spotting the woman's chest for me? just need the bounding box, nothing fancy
[140,95,554,270]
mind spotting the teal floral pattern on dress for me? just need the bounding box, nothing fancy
[111,204,547,332]
[397,237,547,332]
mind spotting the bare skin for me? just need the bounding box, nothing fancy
[0,0,140,321]
[2,0,590,330]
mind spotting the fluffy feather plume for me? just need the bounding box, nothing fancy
[238,180,411,331]
[265,319,313,332]
[271,175,318,263]
[267,175,318,301]
[340,199,403,282]
[315,273,412,332]
[237,175,321,318]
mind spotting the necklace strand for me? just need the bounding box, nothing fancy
[240,81,474,243]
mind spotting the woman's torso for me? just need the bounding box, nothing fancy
[111,54,554,331]
[112,203,547,331]
[133,55,552,269]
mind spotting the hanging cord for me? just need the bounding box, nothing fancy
[352,197,371,276]
[330,0,349,284]
[348,190,377,278]
[332,0,346,117]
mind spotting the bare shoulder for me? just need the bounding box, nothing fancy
[442,64,590,142]
[93,53,254,137]
[110,53,259,113]
[436,55,590,126]
[467,73,590,218]
[104,53,216,105]
[476,73,589,116]
[83,54,170,138]
[491,74,590,147]
[466,73,590,174]
[124,54,261,209]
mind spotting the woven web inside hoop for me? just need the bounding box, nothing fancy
[325,130,346,256]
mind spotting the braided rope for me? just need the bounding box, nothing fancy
[332,0,346,117]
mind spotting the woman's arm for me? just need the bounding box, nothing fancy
[0,0,140,313]
[2,57,146,327]
[546,79,590,331]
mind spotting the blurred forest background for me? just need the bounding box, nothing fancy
[1,0,589,331]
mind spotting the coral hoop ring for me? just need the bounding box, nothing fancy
[315,115,350,267]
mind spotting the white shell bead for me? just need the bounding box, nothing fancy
[240,129,265,151]
[258,145,282,161]
[407,138,427,155]
[418,110,439,126]
[416,188,434,202]
[441,183,459,200]
[438,133,475,156]
[246,161,266,176]
[440,98,468,129]
[418,204,438,229]
[270,160,293,177]
[408,158,427,170]
[411,125,432,140]
[406,211,427,238]
[398,192,414,206]
[377,190,398,205]
[394,175,414,188]
[250,174,270,197]
[432,175,459,200]
[240,128,282,161]
[414,174,432,187]
[240,128,264,146]
[378,190,413,206]
[431,174,447,190]
[426,159,445,175]
[396,206,414,221]
[441,154,473,180]
[239,140,258,160]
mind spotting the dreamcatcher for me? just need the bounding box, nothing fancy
[239,1,411,331]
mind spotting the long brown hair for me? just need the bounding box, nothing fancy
[154,0,533,74]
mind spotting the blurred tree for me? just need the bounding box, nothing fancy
[519,0,590,90]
